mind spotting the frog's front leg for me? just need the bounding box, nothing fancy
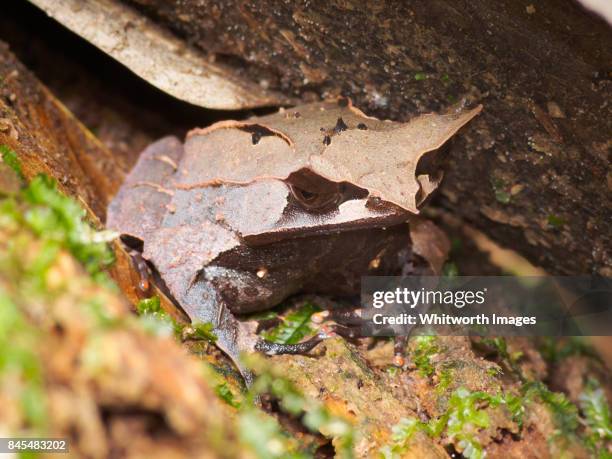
[184,281,330,380]
[184,279,327,361]
[174,277,259,377]
[128,249,151,293]
[153,265,325,384]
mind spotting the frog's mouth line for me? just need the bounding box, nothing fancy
[240,202,410,246]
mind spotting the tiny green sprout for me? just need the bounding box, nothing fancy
[190,322,218,343]
[22,175,116,281]
[436,368,453,393]
[381,388,525,458]
[380,417,429,458]
[579,378,612,454]
[241,356,355,458]
[386,366,400,377]
[486,366,503,378]
[547,214,565,229]
[441,74,451,83]
[0,144,24,179]
[522,381,579,436]
[411,336,439,377]
[263,303,319,345]
[414,72,427,81]
[136,296,163,315]
[442,261,459,277]
[491,178,511,204]
[477,337,524,379]
[216,382,240,408]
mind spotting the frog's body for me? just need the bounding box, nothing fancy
[107,100,480,371]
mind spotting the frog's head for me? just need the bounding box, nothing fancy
[176,101,481,245]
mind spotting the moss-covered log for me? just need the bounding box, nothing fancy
[0,41,161,309]
[0,41,123,220]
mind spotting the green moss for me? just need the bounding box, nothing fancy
[0,173,230,444]
[0,292,47,430]
[379,417,429,458]
[491,178,511,204]
[136,296,162,314]
[1,172,117,288]
[538,337,600,363]
[442,261,459,277]
[238,410,309,459]
[486,366,503,378]
[0,177,121,429]
[137,296,217,343]
[522,381,579,436]
[136,296,174,337]
[579,378,612,456]
[380,388,522,459]
[386,366,400,377]
[477,337,524,380]
[432,389,521,458]
[547,214,565,229]
[411,336,439,377]
[436,368,453,393]
[0,175,121,433]
[244,355,355,458]
[22,175,116,282]
[263,302,319,345]
[439,388,492,458]
[215,382,240,408]
[0,144,24,180]
[190,322,218,343]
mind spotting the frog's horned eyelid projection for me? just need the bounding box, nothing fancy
[182,101,482,214]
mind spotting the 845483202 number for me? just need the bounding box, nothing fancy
[2,438,69,453]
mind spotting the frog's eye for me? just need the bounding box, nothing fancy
[286,168,367,213]
[288,184,341,212]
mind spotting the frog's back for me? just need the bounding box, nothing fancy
[106,136,183,244]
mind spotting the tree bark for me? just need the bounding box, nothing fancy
[123,0,612,276]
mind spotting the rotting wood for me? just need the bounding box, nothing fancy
[0,41,176,314]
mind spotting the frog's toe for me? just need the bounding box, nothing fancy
[321,323,368,340]
[312,308,363,326]
[393,335,409,368]
[254,335,324,355]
